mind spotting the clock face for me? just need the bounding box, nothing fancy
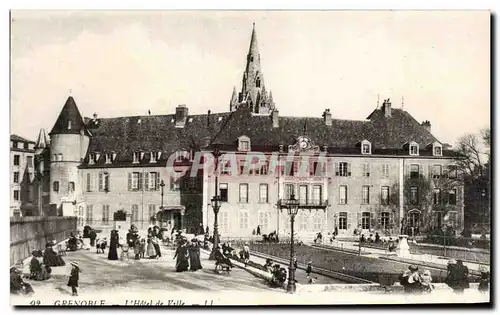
[299,140,307,149]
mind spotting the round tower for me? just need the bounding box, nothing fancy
[49,96,90,216]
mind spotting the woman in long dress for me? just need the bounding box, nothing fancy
[43,243,66,267]
[173,240,189,272]
[146,238,157,259]
[152,236,162,259]
[188,239,202,271]
[108,230,119,260]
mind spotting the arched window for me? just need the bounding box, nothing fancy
[256,77,261,88]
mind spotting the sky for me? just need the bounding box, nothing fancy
[10,10,490,146]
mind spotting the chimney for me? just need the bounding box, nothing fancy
[207,110,211,127]
[382,98,391,117]
[323,108,332,126]
[272,109,279,128]
[421,120,431,133]
[175,104,189,128]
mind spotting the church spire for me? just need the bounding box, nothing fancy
[230,86,238,111]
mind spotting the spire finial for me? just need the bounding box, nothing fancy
[69,89,72,95]
[401,96,405,109]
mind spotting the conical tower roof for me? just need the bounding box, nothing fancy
[49,96,91,136]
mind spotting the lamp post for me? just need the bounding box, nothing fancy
[284,194,300,293]
[481,189,486,233]
[159,180,165,225]
[209,147,222,260]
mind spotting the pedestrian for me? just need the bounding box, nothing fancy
[134,239,141,260]
[174,239,190,272]
[140,238,146,258]
[375,232,380,243]
[89,229,97,247]
[478,266,490,293]
[256,225,261,236]
[306,261,313,279]
[152,235,162,259]
[242,242,250,266]
[120,241,130,261]
[188,239,203,271]
[420,270,434,293]
[108,230,119,261]
[67,261,81,296]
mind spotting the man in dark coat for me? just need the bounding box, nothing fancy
[89,229,97,247]
[108,230,119,260]
[188,239,203,271]
[43,243,65,267]
[446,260,470,293]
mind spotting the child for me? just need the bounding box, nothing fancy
[306,261,312,278]
[478,266,490,293]
[140,239,146,258]
[67,261,81,296]
[421,270,434,293]
[121,242,130,261]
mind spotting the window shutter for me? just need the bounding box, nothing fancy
[370,212,375,230]
[138,172,143,190]
[377,213,381,228]
[347,163,352,176]
[335,162,339,176]
[357,212,361,229]
[405,165,410,177]
[106,174,110,191]
[389,212,394,229]
[99,173,103,191]
[428,165,432,178]
[127,173,132,191]
[145,172,150,191]
[348,212,352,229]
[156,173,160,190]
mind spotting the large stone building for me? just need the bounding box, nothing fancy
[10,135,36,216]
[32,24,464,237]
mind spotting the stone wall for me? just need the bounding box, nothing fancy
[10,216,77,266]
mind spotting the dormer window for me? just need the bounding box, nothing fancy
[89,154,95,165]
[238,136,251,152]
[150,152,157,163]
[361,140,371,155]
[433,143,443,156]
[409,142,419,156]
[133,152,141,164]
[105,153,115,164]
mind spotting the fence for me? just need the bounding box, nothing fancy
[10,216,77,266]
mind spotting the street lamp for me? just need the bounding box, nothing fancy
[159,180,165,226]
[481,189,486,233]
[209,147,222,260]
[284,194,300,293]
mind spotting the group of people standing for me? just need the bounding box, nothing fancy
[399,265,435,293]
[173,237,203,272]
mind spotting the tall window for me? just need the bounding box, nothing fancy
[337,162,350,177]
[13,172,19,183]
[433,189,442,205]
[131,205,139,222]
[219,183,228,202]
[146,172,159,190]
[129,172,142,191]
[361,212,371,229]
[220,212,229,233]
[27,156,33,167]
[102,205,110,223]
[362,186,370,204]
[410,186,419,205]
[240,140,250,151]
[313,212,323,231]
[259,212,269,230]
[299,185,308,204]
[312,185,322,205]
[220,161,231,175]
[239,183,249,203]
[362,163,370,177]
[381,186,390,205]
[339,185,347,205]
[448,189,457,205]
[240,212,249,229]
[432,165,443,179]
[53,181,60,192]
[380,212,390,230]
[86,205,93,223]
[86,173,92,192]
[284,161,295,176]
[448,212,458,228]
[78,206,84,226]
[259,184,268,203]
[299,212,308,231]
[284,184,295,199]
[338,212,347,230]
[410,164,420,179]
[382,163,389,178]
[148,204,156,221]
[260,161,269,175]
[13,190,19,201]
[13,155,20,166]
[99,172,110,192]
[69,182,75,192]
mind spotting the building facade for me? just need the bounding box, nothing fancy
[32,24,464,236]
[10,135,36,217]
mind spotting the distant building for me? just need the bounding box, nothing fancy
[34,24,464,237]
[10,134,36,216]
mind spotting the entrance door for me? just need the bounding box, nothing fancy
[408,211,421,236]
[173,212,182,231]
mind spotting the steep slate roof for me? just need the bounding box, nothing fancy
[80,111,231,168]
[11,134,35,144]
[209,107,454,157]
[49,96,92,136]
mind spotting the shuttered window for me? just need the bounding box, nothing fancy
[128,172,142,191]
[86,173,92,192]
[361,212,371,229]
[336,162,351,177]
[145,172,159,190]
[86,205,93,223]
[131,205,139,222]
[239,184,249,203]
[102,205,110,223]
[339,212,347,230]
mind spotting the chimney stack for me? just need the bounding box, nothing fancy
[382,98,392,118]
[207,110,211,127]
[175,104,189,128]
[272,109,279,128]
[323,108,332,126]
[421,120,431,133]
